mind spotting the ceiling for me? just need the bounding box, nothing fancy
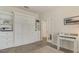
[16,6,55,14]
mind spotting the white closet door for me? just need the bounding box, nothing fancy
[14,14,23,46]
[15,13,40,46]
[22,16,40,44]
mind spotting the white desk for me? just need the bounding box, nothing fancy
[57,33,78,53]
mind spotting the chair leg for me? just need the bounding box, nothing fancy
[74,40,77,53]
[57,38,60,50]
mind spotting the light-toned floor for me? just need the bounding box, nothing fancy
[0,41,71,53]
[31,46,63,53]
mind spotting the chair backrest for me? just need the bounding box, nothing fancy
[58,32,78,39]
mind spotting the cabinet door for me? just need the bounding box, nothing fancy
[0,32,8,49]
[0,32,13,49]
[7,32,13,48]
[0,36,8,49]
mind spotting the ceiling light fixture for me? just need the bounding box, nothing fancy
[24,6,29,9]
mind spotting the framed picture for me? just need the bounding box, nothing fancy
[64,16,79,25]
[0,11,14,31]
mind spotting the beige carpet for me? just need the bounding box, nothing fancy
[31,46,63,53]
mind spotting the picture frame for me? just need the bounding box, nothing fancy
[0,11,14,31]
[64,16,79,25]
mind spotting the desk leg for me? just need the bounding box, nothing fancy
[74,40,77,53]
[57,38,60,50]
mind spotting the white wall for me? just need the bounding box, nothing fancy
[0,7,40,49]
[40,7,79,51]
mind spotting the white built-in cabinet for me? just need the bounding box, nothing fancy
[0,8,40,49]
[0,32,13,49]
